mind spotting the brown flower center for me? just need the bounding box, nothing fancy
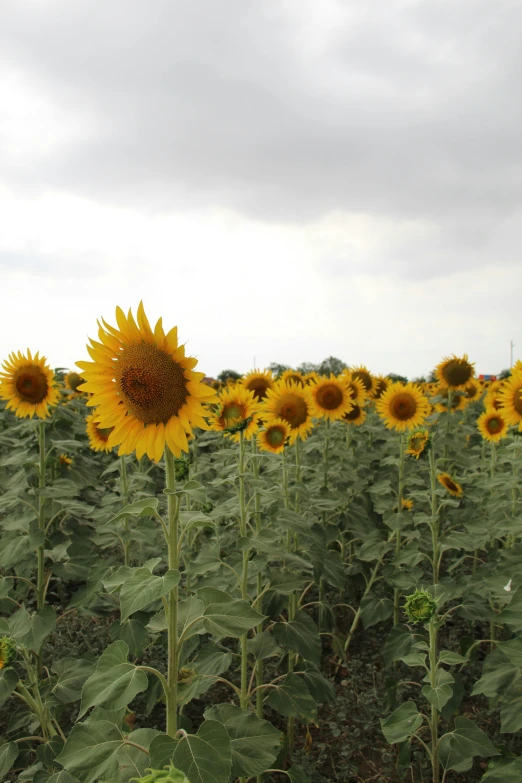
[266,425,286,446]
[316,383,344,411]
[390,392,417,421]
[67,372,84,392]
[514,389,522,415]
[222,402,244,422]
[486,416,502,433]
[442,360,473,388]
[15,367,49,404]
[116,343,188,425]
[344,404,361,421]
[95,423,113,442]
[373,379,388,398]
[246,378,271,401]
[276,393,308,429]
[352,370,372,391]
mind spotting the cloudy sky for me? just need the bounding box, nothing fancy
[1,0,521,379]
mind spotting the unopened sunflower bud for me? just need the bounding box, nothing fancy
[404,590,437,624]
[0,637,17,670]
[131,765,190,783]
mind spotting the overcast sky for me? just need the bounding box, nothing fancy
[1,0,521,379]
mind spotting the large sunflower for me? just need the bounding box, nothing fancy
[435,354,475,390]
[258,417,291,454]
[477,410,509,442]
[309,374,354,421]
[86,413,114,453]
[376,382,430,432]
[0,350,60,419]
[342,404,366,426]
[64,371,85,394]
[242,369,275,402]
[77,303,216,462]
[263,380,314,443]
[498,373,522,428]
[350,366,375,395]
[437,472,463,498]
[207,385,260,442]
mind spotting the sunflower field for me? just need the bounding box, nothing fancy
[1,305,522,783]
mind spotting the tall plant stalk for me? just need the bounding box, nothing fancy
[119,454,131,567]
[428,443,440,585]
[393,434,405,625]
[164,447,180,737]
[36,422,47,610]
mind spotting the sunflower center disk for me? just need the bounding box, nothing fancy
[443,361,472,386]
[267,426,285,446]
[344,405,360,421]
[222,403,244,421]
[353,371,372,391]
[15,368,48,404]
[116,343,188,425]
[277,394,308,428]
[68,373,83,392]
[487,418,501,433]
[247,380,270,401]
[390,393,417,421]
[317,384,344,410]
[514,390,522,415]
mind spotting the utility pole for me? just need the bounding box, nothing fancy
[510,340,515,368]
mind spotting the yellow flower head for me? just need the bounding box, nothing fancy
[258,417,291,454]
[280,369,305,386]
[64,371,85,394]
[0,349,60,419]
[477,409,509,443]
[376,382,430,432]
[435,354,475,390]
[309,374,354,421]
[341,372,367,406]
[343,403,367,426]
[263,380,314,443]
[59,453,73,468]
[371,375,390,400]
[406,428,431,459]
[77,303,216,462]
[350,366,375,396]
[463,379,482,403]
[437,472,463,498]
[208,385,261,442]
[86,414,114,453]
[498,372,522,428]
[241,369,275,402]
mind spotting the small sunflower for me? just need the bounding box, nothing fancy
[371,375,390,400]
[280,369,304,386]
[463,379,482,403]
[350,366,375,395]
[258,417,291,454]
[341,372,367,406]
[0,350,60,419]
[343,404,367,427]
[59,453,73,468]
[405,428,431,459]
[303,371,319,385]
[437,472,463,498]
[498,373,522,428]
[207,385,260,442]
[77,303,216,462]
[0,637,16,670]
[86,414,114,453]
[64,371,85,394]
[263,380,314,443]
[309,374,354,421]
[435,354,475,390]
[477,410,509,443]
[376,382,430,432]
[393,497,413,512]
[242,369,275,402]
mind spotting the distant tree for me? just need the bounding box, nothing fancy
[217,369,242,383]
[412,376,427,384]
[318,356,347,376]
[296,361,320,375]
[428,369,437,382]
[268,362,292,378]
[387,373,408,384]
[498,368,511,380]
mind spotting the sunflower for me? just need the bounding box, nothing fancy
[498,373,522,428]
[350,366,375,395]
[341,372,366,406]
[280,369,304,386]
[86,413,114,453]
[242,369,275,402]
[309,374,354,421]
[371,375,390,400]
[207,385,260,442]
[485,380,505,412]
[59,453,73,467]
[0,350,60,419]
[303,371,319,385]
[405,428,431,459]
[343,404,367,426]
[258,417,291,454]
[393,497,413,512]
[77,303,216,462]
[435,354,475,390]
[376,382,430,432]
[437,472,463,498]
[477,410,509,442]
[64,371,85,394]
[263,380,314,443]
[463,379,482,403]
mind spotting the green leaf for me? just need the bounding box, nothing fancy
[274,611,321,664]
[439,650,468,665]
[204,704,281,777]
[400,653,427,668]
[267,673,317,722]
[202,600,265,638]
[109,618,149,656]
[117,727,160,781]
[172,720,232,783]
[360,593,394,629]
[383,624,415,667]
[52,659,95,704]
[8,605,32,642]
[501,691,522,733]
[108,497,159,524]
[287,764,311,783]
[79,641,148,718]
[46,772,80,783]
[0,742,18,779]
[380,701,424,744]
[56,720,123,782]
[31,606,57,653]
[149,734,176,770]
[438,717,498,771]
[247,630,281,661]
[481,757,522,781]
[0,668,18,707]
[120,568,180,620]
[177,596,206,640]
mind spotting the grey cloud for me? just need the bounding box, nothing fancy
[1,250,104,278]
[1,0,522,277]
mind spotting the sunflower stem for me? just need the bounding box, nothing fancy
[443,390,453,461]
[252,436,265,721]
[164,447,180,738]
[36,421,47,612]
[429,443,440,585]
[428,617,440,783]
[119,454,131,567]
[238,432,249,712]
[393,434,406,625]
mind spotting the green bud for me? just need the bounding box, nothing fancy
[404,589,437,624]
[0,637,17,670]
[131,765,190,783]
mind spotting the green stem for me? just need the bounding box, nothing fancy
[120,454,131,567]
[164,448,180,738]
[429,444,439,585]
[252,437,264,720]
[238,432,249,710]
[344,555,385,652]
[393,435,405,625]
[429,618,440,783]
[37,422,46,610]
[443,391,453,462]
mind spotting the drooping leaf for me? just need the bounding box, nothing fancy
[108,497,159,524]
[0,742,18,779]
[274,611,321,664]
[172,720,232,783]
[438,717,498,771]
[380,701,424,744]
[119,568,180,620]
[79,641,148,718]
[202,600,265,638]
[204,704,281,777]
[55,720,124,782]
[267,673,317,722]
